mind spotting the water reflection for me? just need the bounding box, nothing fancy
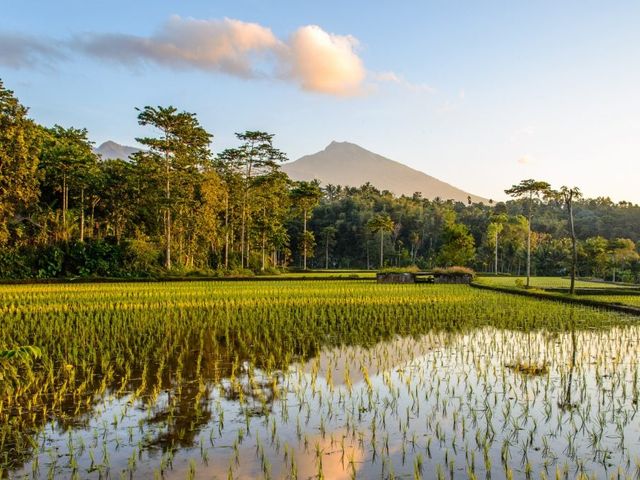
[6,325,640,479]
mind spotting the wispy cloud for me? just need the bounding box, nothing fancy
[75,17,367,95]
[0,16,427,97]
[509,126,535,144]
[0,32,65,69]
[75,17,282,78]
[373,71,436,94]
[518,154,534,165]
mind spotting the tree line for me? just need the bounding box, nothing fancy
[1,79,639,281]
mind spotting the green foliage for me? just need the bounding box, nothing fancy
[0,345,42,361]
[1,78,640,281]
[0,79,41,245]
[437,222,476,266]
[0,280,638,476]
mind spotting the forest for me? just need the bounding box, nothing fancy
[2,79,640,281]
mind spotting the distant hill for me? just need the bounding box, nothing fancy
[282,141,488,203]
[95,139,488,203]
[94,141,140,160]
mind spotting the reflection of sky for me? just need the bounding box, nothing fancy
[12,326,640,479]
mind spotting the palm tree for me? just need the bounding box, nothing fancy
[505,179,550,287]
[368,213,395,269]
[291,180,322,270]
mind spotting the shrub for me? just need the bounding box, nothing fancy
[122,236,162,276]
[0,248,30,279]
[433,266,475,278]
[379,265,420,274]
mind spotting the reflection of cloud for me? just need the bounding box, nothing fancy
[169,429,365,479]
[294,430,365,480]
[0,33,64,68]
[305,335,436,388]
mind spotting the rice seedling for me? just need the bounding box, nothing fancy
[1,280,639,478]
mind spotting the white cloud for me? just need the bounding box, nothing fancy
[283,25,366,95]
[75,17,366,95]
[1,16,431,97]
[76,16,282,78]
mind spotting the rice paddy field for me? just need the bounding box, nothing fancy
[3,280,640,479]
[580,295,640,308]
[474,276,634,290]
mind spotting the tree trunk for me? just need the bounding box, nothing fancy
[166,210,172,269]
[62,173,68,242]
[261,230,266,272]
[79,188,85,242]
[240,207,245,268]
[90,198,96,239]
[379,230,384,268]
[303,209,308,270]
[526,194,532,287]
[568,199,577,295]
[325,234,329,270]
[224,194,229,269]
[494,229,499,275]
[366,241,370,270]
[165,142,171,270]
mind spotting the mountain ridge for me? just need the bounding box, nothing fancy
[92,139,489,203]
[282,141,488,203]
[93,141,140,160]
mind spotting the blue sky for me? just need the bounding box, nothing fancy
[1,1,639,202]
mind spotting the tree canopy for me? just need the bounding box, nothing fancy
[0,78,639,282]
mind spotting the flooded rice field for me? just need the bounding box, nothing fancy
[1,281,639,479]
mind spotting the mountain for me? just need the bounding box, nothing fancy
[282,141,488,203]
[94,141,140,160]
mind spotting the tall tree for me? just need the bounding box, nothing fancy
[98,159,136,243]
[40,125,97,242]
[548,186,582,294]
[505,179,550,287]
[368,213,395,269]
[253,171,290,271]
[487,213,508,274]
[321,226,337,269]
[0,80,40,245]
[216,131,286,268]
[134,106,212,269]
[291,180,322,270]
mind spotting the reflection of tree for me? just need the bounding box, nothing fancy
[559,311,578,410]
[3,303,613,475]
[142,381,213,451]
[221,368,283,417]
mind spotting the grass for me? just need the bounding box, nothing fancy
[1,280,639,478]
[475,275,631,289]
[580,295,640,307]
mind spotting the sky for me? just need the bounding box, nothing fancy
[1,1,639,203]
